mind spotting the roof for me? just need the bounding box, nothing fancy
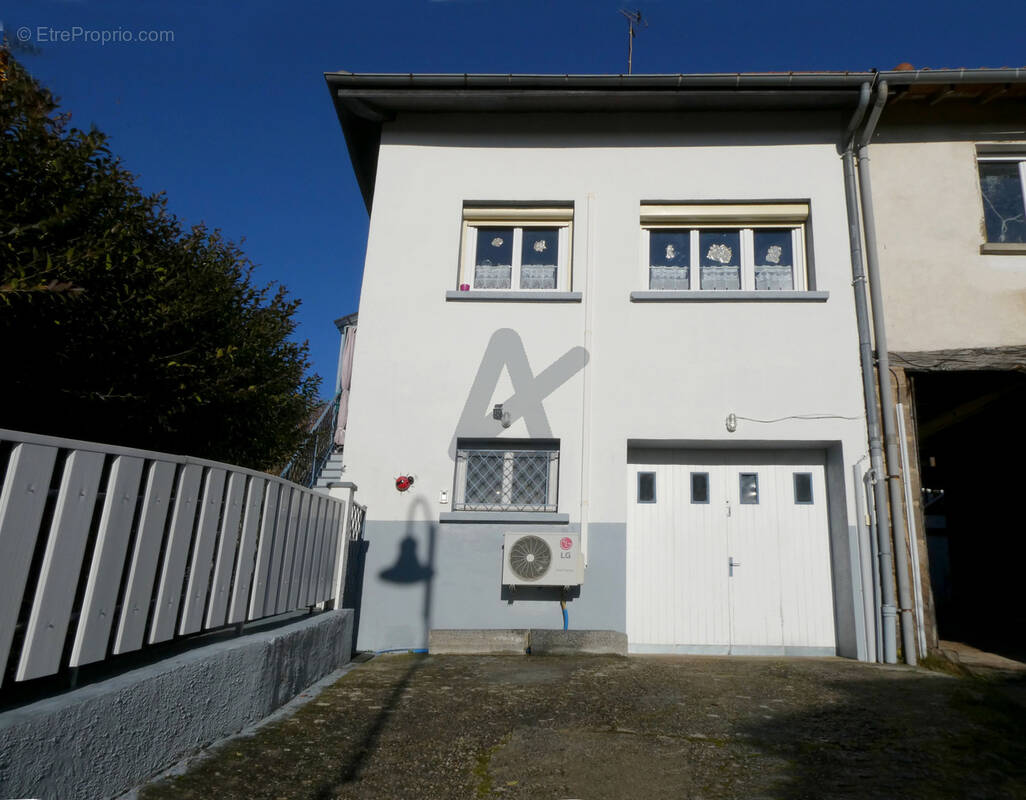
[325,69,1026,211]
[334,312,358,331]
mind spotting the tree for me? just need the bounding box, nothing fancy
[0,49,320,470]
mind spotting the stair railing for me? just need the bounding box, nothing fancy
[280,391,342,488]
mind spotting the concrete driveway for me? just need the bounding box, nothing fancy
[138,653,1026,799]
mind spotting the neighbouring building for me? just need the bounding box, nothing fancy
[869,68,1026,662]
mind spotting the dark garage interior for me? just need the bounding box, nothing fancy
[912,370,1026,663]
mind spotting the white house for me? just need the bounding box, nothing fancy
[325,72,886,658]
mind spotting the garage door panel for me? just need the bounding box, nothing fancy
[675,465,729,647]
[627,464,679,646]
[628,449,836,655]
[780,466,835,647]
[728,465,784,650]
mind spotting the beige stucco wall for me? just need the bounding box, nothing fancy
[870,139,1026,352]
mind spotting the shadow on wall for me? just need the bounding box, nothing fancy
[376,494,437,646]
[500,584,581,605]
[340,535,368,653]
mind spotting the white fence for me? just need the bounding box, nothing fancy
[0,429,356,687]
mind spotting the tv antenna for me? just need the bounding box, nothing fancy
[619,9,647,75]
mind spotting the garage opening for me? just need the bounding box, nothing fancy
[912,370,1026,663]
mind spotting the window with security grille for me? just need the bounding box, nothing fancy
[453,441,559,512]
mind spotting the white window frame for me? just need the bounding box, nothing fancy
[459,206,573,292]
[976,152,1026,246]
[640,203,810,292]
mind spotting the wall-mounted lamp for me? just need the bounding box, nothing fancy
[492,403,511,428]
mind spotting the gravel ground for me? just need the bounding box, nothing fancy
[138,653,1026,800]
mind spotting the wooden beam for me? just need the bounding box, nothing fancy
[891,345,1026,372]
[927,85,957,106]
[979,84,1009,105]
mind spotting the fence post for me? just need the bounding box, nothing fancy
[329,482,358,607]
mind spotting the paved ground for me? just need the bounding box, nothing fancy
[138,653,1026,800]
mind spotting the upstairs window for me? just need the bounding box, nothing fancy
[641,203,810,291]
[459,206,573,292]
[978,154,1026,245]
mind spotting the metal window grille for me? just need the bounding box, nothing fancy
[347,501,366,541]
[453,447,558,512]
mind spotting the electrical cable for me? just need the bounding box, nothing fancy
[733,413,863,423]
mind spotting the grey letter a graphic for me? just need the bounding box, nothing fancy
[449,328,589,458]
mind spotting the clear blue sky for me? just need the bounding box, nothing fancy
[4,0,1023,396]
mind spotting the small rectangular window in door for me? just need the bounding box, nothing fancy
[638,471,656,503]
[739,473,759,504]
[794,472,813,504]
[691,472,709,504]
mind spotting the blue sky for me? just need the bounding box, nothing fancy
[4,0,1023,396]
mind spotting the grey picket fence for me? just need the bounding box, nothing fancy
[0,428,355,687]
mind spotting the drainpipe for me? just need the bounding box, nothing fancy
[841,81,899,664]
[864,468,884,662]
[856,80,917,666]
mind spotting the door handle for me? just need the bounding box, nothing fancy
[729,556,741,576]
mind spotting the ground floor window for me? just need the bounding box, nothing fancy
[453,440,559,512]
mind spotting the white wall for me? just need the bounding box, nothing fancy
[871,139,1026,352]
[342,112,869,528]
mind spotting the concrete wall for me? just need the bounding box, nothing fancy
[342,111,871,654]
[0,610,353,800]
[870,138,1026,352]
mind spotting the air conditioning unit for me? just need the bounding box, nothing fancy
[502,532,583,587]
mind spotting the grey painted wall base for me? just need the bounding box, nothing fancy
[0,609,353,800]
[354,521,627,652]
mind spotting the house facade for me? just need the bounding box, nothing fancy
[326,72,922,659]
[868,70,1026,661]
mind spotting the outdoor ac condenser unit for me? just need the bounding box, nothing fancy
[502,532,583,587]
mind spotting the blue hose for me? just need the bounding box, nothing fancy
[562,606,569,631]
[373,647,428,654]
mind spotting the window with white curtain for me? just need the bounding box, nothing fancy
[459,205,573,292]
[641,203,810,292]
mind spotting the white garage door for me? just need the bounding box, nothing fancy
[627,449,836,655]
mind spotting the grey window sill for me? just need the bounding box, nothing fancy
[445,290,582,302]
[630,290,829,302]
[980,242,1026,255]
[439,511,571,524]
